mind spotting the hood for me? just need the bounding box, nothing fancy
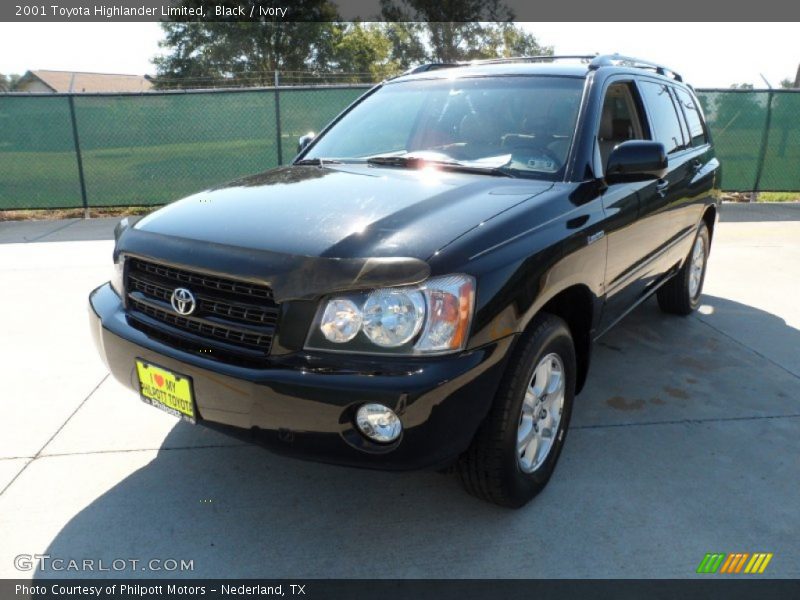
[134,165,553,261]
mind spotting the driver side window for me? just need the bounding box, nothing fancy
[596,82,648,174]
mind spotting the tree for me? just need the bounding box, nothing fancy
[331,23,403,82]
[383,23,428,66]
[152,0,340,88]
[0,73,20,92]
[381,0,513,27]
[381,21,551,64]
[481,23,552,58]
[380,0,550,63]
[153,0,551,88]
[779,78,795,89]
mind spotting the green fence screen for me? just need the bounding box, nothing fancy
[698,90,800,191]
[0,86,367,210]
[0,95,85,208]
[1,87,798,210]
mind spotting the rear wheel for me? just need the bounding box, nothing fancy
[657,222,710,315]
[457,313,576,508]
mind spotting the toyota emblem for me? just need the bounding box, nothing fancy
[170,288,196,315]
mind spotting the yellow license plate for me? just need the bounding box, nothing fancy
[135,360,196,423]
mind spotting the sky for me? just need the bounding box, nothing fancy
[0,22,797,88]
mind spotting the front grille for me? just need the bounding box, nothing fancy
[127,274,277,326]
[132,259,273,300]
[125,257,279,365]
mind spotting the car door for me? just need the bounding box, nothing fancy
[595,79,655,333]
[627,79,698,288]
[672,86,718,231]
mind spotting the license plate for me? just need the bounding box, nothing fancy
[135,359,196,423]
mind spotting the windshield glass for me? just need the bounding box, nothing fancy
[305,76,585,180]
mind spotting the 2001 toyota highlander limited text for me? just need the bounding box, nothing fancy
[89,54,719,507]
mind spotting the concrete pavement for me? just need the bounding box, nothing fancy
[0,217,120,244]
[0,203,798,579]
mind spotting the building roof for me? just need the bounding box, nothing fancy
[18,70,153,93]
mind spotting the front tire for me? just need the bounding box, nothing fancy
[457,313,576,508]
[657,221,710,315]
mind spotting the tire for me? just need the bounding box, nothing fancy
[657,222,710,316]
[456,313,576,508]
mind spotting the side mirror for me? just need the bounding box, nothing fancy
[605,140,668,184]
[297,132,315,154]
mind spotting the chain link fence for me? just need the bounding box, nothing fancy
[1,86,798,210]
[0,85,369,210]
[698,89,800,191]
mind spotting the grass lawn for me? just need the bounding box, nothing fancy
[0,206,153,222]
[757,192,800,202]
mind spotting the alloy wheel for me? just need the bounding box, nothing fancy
[517,352,566,473]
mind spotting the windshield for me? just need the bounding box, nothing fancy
[304,76,585,180]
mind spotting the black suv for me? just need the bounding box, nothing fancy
[89,55,719,507]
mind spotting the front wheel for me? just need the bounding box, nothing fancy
[657,221,710,315]
[456,313,576,508]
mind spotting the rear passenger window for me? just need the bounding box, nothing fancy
[674,88,708,146]
[639,81,688,154]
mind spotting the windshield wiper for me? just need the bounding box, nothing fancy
[366,155,515,178]
[294,157,343,166]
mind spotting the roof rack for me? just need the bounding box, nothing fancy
[403,63,463,75]
[471,55,597,66]
[402,54,684,83]
[589,54,683,82]
[403,55,597,76]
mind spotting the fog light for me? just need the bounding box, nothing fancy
[356,403,402,443]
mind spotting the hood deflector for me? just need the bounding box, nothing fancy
[116,228,430,303]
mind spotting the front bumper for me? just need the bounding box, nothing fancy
[89,283,515,470]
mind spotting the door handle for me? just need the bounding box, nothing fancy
[655,179,669,198]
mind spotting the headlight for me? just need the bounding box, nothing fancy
[306,274,475,355]
[110,255,125,298]
[414,275,474,352]
[362,289,425,347]
[320,298,362,343]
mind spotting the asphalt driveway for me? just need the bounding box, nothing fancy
[0,203,798,579]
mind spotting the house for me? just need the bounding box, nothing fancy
[13,70,153,93]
